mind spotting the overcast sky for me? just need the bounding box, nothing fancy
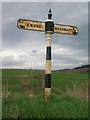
[1,1,88,70]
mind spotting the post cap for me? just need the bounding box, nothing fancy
[48,9,52,19]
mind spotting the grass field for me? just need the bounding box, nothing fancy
[2,69,88,118]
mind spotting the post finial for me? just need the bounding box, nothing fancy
[49,9,51,13]
[48,9,52,19]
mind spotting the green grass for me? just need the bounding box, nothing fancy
[2,69,41,93]
[2,93,88,118]
[52,71,88,91]
[2,69,38,77]
[2,69,88,118]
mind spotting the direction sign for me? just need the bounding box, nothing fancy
[17,9,79,101]
[17,19,78,35]
[17,19,45,32]
[54,24,78,35]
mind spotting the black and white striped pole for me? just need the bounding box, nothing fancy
[45,9,54,101]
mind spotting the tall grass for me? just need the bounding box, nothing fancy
[52,71,88,91]
[2,69,88,118]
[2,92,88,118]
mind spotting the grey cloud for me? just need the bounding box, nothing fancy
[2,55,25,68]
[52,22,88,57]
[2,2,88,69]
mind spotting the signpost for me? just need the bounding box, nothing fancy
[17,9,78,101]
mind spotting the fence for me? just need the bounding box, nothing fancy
[2,73,45,96]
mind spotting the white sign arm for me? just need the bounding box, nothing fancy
[17,19,45,32]
[54,23,78,35]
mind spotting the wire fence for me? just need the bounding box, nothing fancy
[2,73,45,96]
